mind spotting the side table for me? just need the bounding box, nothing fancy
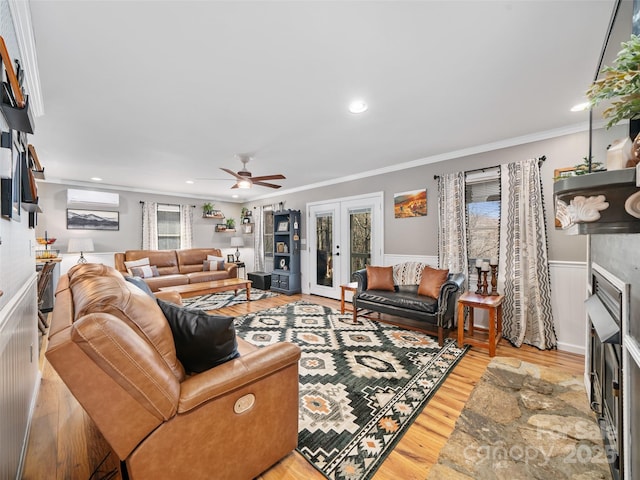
[233,262,246,279]
[457,292,504,357]
[340,282,358,314]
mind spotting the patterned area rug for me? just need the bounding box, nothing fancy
[427,357,612,480]
[180,288,279,310]
[234,301,468,480]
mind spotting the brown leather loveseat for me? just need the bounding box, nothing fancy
[114,248,237,291]
[46,263,301,479]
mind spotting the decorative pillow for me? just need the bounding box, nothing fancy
[203,259,225,271]
[129,265,160,278]
[366,265,395,291]
[125,275,155,298]
[417,266,449,298]
[207,255,225,262]
[157,299,240,373]
[124,257,150,275]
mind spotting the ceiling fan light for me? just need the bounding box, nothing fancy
[237,179,252,189]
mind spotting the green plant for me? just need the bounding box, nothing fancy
[573,156,605,175]
[587,34,640,129]
[241,207,249,217]
[203,202,214,215]
[226,218,235,229]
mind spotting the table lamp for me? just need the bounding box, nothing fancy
[230,236,244,261]
[67,238,94,264]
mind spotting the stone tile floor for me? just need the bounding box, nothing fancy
[428,357,612,480]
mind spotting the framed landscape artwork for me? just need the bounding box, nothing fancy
[67,209,119,230]
[394,189,427,218]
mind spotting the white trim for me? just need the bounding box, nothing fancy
[8,0,44,117]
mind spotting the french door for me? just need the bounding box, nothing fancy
[308,193,383,299]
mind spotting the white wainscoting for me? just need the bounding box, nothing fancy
[549,260,588,355]
[0,274,39,479]
[383,254,439,267]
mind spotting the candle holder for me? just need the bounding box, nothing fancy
[475,267,483,294]
[482,270,489,296]
[490,264,499,295]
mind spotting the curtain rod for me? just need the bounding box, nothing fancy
[139,201,196,208]
[433,155,546,180]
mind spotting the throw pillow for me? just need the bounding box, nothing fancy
[418,266,449,298]
[207,255,225,263]
[366,265,395,291]
[125,275,155,298]
[203,259,225,271]
[129,265,160,278]
[157,299,240,373]
[124,257,150,276]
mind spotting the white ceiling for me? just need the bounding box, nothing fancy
[27,0,615,202]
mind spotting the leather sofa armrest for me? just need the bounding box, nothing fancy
[155,290,183,305]
[114,252,127,274]
[178,342,301,413]
[352,268,368,292]
[225,263,238,278]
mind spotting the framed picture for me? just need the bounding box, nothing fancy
[67,209,119,230]
[243,217,250,224]
[226,254,235,263]
[394,189,427,218]
[1,131,13,219]
[277,220,289,232]
[276,241,285,253]
[243,224,253,234]
[553,167,576,181]
[9,132,24,221]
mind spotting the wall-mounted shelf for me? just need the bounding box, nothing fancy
[554,167,640,234]
[0,36,33,134]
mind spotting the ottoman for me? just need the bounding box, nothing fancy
[248,271,271,290]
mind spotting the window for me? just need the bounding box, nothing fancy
[465,169,500,268]
[157,204,180,250]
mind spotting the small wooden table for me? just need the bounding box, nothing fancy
[340,282,358,314]
[457,292,504,357]
[159,278,252,299]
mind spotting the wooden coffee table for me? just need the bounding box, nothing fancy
[158,278,252,299]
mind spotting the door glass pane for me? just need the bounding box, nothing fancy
[316,213,333,287]
[349,208,371,277]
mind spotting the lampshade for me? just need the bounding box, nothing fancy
[67,238,94,264]
[67,238,94,253]
[230,237,244,248]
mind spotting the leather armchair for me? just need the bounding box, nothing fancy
[46,263,301,479]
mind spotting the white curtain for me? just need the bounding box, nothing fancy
[497,158,556,349]
[180,204,193,249]
[253,206,265,271]
[437,172,468,289]
[141,201,158,250]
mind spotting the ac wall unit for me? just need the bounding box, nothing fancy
[67,189,119,208]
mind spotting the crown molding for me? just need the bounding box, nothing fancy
[8,0,44,117]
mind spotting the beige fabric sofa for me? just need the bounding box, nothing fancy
[114,248,237,291]
[46,263,301,479]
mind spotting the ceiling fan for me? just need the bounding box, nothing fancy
[220,154,286,189]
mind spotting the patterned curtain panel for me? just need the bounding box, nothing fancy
[253,207,265,272]
[179,204,193,249]
[437,172,468,290]
[141,201,158,250]
[497,158,556,349]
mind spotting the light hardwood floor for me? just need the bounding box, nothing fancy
[22,294,585,480]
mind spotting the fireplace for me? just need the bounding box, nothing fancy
[587,263,629,480]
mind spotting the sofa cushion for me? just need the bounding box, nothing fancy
[186,271,231,283]
[176,248,224,274]
[125,275,155,298]
[130,265,160,278]
[124,257,150,275]
[144,274,190,292]
[125,250,180,275]
[67,263,186,381]
[157,299,240,374]
[359,285,438,314]
[366,265,395,292]
[418,266,449,298]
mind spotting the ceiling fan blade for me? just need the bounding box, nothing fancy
[220,167,243,180]
[253,181,282,189]
[230,183,239,189]
[249,174,286,182]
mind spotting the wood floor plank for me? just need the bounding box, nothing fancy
[23,293,585,479]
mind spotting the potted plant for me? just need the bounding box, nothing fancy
[226,218,236,230]
[587,34,640,129]
[203,202,215,217]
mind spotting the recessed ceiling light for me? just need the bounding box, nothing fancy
[348,100,368,114]
[232,194,239,199]
[90,177,102,181]
[185,180,194,184]
[570,102,590,112]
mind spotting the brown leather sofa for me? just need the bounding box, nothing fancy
[114,248,237,291]
[46,263,301,479]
